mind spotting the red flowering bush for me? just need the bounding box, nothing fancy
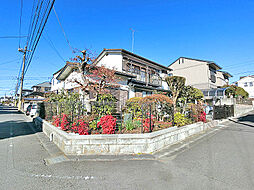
[198,111,206,123]
[71,121,79,133]
[71,120,89,135]
[97,115,116,134]
[143,115,154,132]
[52,115,60,127]
[78,120,89,135]
[61,114,70,131]
[188,103,207,123]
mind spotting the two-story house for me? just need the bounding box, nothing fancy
[169,57,232,90]
[51,49,172,104]
[32,82,51,92]
[51,68,65,93]
[22,82,51,110]
[235,76,254,98]
[216,71,232,88]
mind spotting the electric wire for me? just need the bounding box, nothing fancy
[53,5,74,53]
[0,58,20,66]
[42,32,66,62]
[26,0,39,47]
[24,0,55,75]
[0,36,27,39]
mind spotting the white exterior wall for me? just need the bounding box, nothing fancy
[64,72,83,90]
[96,52,123,72]
[170,58,210,89]
[237,77,254,98]
[129,88,135,98]
[51,73,65,92]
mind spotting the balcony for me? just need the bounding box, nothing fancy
[123,65,162,86]
[149,75,162,86]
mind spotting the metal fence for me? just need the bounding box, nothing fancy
[40,100,176,133]
[38,99,216,134]
[213,105,234,120]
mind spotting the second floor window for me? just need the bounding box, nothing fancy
[210,74,216,83]
[244,82,248,87]
[210,69,216,83]
[250,82,253,87]
[133,66,140,74]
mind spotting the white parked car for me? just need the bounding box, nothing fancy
[30,104,38,117]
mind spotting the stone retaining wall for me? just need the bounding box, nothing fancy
[234,104,253,117]
[35,117,219,155]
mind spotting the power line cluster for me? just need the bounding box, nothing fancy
[23,0,56,75]
[12,0,55,101]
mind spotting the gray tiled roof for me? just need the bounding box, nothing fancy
[32,81,51,88]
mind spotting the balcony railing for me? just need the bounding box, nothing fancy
[149,75,162,86]
[124,68,162,86]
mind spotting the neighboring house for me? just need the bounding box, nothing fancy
[22,89,33,96]
[22,82,50,110]
[32,81,51,92]
[16,89,33,97]
[169,57,232,90]
[235,76,254,98]
[0,96,12,103]
[51,49,172,104]
[216,71,232,88]
[51,68,65,93]
[23,91,46,112]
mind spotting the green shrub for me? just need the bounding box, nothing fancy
[174,112,190,127]
[92,94,117,117]
[124,119,141,131]
[38,102,45,119]
[89,119,99,130]
[133,120,142,129]
[126,97,143,119]
[125,120,135,131]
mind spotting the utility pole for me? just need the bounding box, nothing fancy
[14,77,19,107]
[18,46,27,111]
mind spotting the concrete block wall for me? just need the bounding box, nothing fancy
[234,104,253,117]
[35,117,219,156]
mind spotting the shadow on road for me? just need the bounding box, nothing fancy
[0,106,23,115]
[0,106,42,140]
[228,113,254,128]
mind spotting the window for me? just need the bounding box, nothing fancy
[210,69,216,83]
[133,65,140,74]
[202,91,208,96]
[244,82,248,87]
[142,91,152,97]
[217,90,223,96]
[250,82,253,87]
[210,74,216,83]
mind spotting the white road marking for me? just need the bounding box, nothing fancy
[158,124,227,159]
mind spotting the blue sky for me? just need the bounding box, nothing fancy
[1,0,254,96]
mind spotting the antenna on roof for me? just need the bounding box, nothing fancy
[130,28,135,53]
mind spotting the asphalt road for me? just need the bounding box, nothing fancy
[1,105,254,190]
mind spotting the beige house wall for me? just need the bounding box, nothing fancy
[169,58,211,89]
[216,71,228,87]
